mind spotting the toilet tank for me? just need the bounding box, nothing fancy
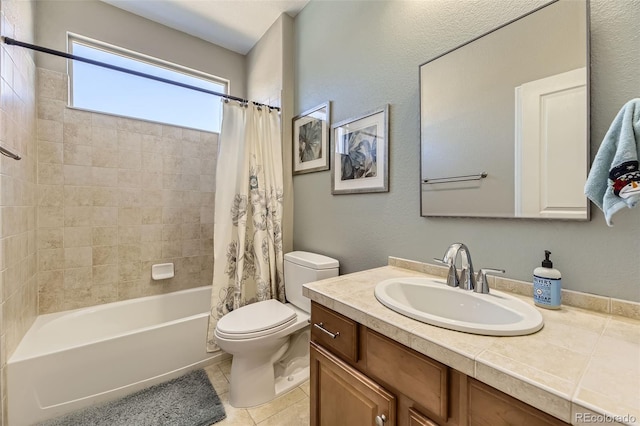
[284,251,339,313]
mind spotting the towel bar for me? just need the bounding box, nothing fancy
[0,145,21,160]
[422,172,487,184]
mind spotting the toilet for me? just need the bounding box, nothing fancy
[214,251,339,408]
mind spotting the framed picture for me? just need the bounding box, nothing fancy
[293,102,331,175]
[331,105,389,194]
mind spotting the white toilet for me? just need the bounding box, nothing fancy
[214,251,339,408]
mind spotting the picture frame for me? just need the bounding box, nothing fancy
[292,102,331,175]
[331,105,389,194]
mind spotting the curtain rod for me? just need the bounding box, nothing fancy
[2,37,280,111]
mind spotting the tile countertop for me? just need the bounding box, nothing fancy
[302,263,640,426]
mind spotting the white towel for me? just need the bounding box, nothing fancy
[584,99,640,226]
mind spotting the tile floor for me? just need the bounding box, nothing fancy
[204,358,310,426]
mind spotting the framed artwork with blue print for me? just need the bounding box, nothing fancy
[293,102,331,175]
[331,105,389,194]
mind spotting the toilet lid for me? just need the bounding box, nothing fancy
[216,300,297,339]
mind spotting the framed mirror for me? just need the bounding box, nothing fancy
[420,0,589,220]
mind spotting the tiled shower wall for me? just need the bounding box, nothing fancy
[0,0,37,423]
[37,68,217,314]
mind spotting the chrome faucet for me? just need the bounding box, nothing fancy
[434,243,476,290]
[434,243,505,293]
[474,268,505,294]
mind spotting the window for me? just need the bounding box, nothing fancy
[68,34,227,133]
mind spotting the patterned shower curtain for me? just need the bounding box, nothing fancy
[206,101,285,352]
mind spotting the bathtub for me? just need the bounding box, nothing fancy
[7,286,225,426]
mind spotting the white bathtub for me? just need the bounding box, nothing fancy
[7,286,225,426]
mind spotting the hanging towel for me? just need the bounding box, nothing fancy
[584,98,640,226]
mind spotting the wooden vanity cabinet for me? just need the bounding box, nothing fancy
[310,302,570,426]
[310,342,396,426]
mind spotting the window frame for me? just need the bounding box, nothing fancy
[66,32,230,131]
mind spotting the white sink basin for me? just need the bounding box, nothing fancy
[374,277,543,336]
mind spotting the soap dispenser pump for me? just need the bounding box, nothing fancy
[533,250,562,309]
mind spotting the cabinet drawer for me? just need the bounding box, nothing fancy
[310,302,358,363]
[365,329,448,421]
[467,378,570,426]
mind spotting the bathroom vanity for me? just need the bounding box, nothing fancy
[304,259,640,426]
[310,302,567,425]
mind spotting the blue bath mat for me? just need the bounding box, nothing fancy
[38,369,226,426]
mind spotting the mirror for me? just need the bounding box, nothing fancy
[420,0,589,220]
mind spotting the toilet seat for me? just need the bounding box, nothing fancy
[216,299,297,340]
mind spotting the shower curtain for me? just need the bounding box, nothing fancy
[206,101,285,352]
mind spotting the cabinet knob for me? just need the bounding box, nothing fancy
[375,414,387,426]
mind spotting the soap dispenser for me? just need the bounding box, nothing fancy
[533,250,562,309]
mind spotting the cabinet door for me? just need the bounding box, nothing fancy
[311,342,396,426]
[408,407,439,426]
[467,378,569,426]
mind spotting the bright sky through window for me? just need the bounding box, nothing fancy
[70,39,226,133]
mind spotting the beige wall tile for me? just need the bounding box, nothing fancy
[64,186,93,206]
[37,119,63,143]
[93,187,119,207]
[93,207,118,226]
[63,123,92,145]
[141,207,162,224]
[141,190,163,206]
[92,226,118,247]
[63,108,92,126]
[141,225,162,242]
[37,228,63,249]
[92,246,118,266]
[38,206,63,228]
[162,207,182,224]
[63,144,92,166]
[37,98,65,121]
[92,127,118,151]
[141,153,163,172]
[118,149,141,170]
[64,247,92,268]
[162,241,182,259]
[141,171,163,189]
[93,265,118,285]
[141,134,163,153]
[63,164,92,186]
[36,70,218,314]
[64,206,93,227]
[141,242,162,261]
[38,163,63,185]
[182,223,200,240]
[118,226,141,245]
[182,240,200,257]
[118,130,142,151]
[92,167,118,187]
[118,261,142,282]
[64,227,92,249]
[162,224,182,241]
[118,169,141,188]
[39,248,64,271]
[38,141,63,164]
[92,146,119,168]
[92,113,119,129]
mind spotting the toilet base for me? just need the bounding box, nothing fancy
[227,329,310,408]
[274,365,309,397]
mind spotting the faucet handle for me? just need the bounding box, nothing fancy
[475,268,505,294]
[459,267,477,291]
[433,258,459,287]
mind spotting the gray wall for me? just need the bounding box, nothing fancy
[293,0,640,301]
[34,0,247,98]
